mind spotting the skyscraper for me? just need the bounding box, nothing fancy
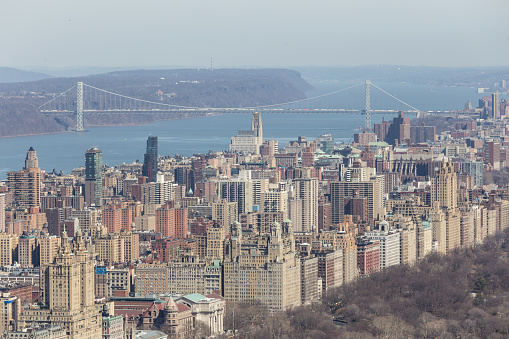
[229,111,263,154]
[142,135,158,182]
[85,147,102,206]
[492,92,500,119]
[19,230,102,337]
[7,147,41,208]
[431,162,457,210]
[25,146,38,169]
[293,177,318,232]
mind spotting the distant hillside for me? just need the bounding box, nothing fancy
[0,68,312,137]
[296,65,509,88]
[0,67,52,83]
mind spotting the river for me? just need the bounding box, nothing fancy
[0,81,495,179]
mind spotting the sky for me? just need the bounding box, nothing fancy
[1,0,509,69]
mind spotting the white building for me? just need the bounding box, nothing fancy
[365,220,401,269]
[230,112,263,154]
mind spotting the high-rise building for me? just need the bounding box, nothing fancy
[18,233,37,267]
[25,147,38,169]
[492,92,500,119]
[0,233,18,266]
[229,112,263,154]
[485,141,501,170]
[223,221,301,312]
[211,199,237,228]
[330,180,384,224]
[431,162,461,253]
[7,147,41,208]
[292,178,318,232]
[0,194,5,233]
[142,135,158,182]
[373,119,390,142]
[365,221,401,270]
[0,292,20,334]
[38,234,60,266]
[431,162,457,210]
[156,201,188,238]
[216,177,254,216]
[19,231,102,338]
[317,134,334,155]
[85,147,102,206]
[385,111,410,146]
[357,238,380,276]
[102,204,133,232]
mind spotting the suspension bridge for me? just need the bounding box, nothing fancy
[38,80,465,132]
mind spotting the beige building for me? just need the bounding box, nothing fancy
[229,112,263,154]
[0,293,20,334]
[223,221,301,312]
[135,263,169,296]
[95,233,125,264]
[94,229,139,264]
[134,214,155,232]
[38,234,60,266]
[205,222,227,262]
[211,199,237,228]
[430,162,461,254]
[19,231,102,338]
[299,256,321,304]
[0,233,18,266]
[70,208,99,233]
[261,190,288,216]
[292,178,318,232]
[95,267,132,299]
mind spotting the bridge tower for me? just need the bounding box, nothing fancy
[365,80,371,130]
[76,82,84,132]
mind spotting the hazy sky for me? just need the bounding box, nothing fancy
[2,0,508,69]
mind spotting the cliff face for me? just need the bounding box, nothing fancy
[0,68,312,137]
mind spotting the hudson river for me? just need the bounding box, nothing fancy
[0,81,497,178]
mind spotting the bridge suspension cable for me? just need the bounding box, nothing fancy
[38,80,427,132]
[82,83,202,109]
[370,82,421,112]
[243,82,364,109]
[37,85,76,109]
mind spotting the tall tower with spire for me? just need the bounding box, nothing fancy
[229,112,263,154]
[7,147,41,207]
[252,111,263,140]
[24,146,38,169]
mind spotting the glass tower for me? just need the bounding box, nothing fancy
[142,135,158,182]
[85,147,102,206]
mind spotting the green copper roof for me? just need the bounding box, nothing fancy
[184,293,207,302]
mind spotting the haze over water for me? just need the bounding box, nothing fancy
[0,81,494,179]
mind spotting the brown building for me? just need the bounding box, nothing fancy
[354,131,377,146]
[103,204,133,232]
[156,202,188,239]
[357,238,380,276]
[410,124,436,144]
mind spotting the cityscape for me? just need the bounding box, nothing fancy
[2,1,509,338]
[0,89,509,337]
